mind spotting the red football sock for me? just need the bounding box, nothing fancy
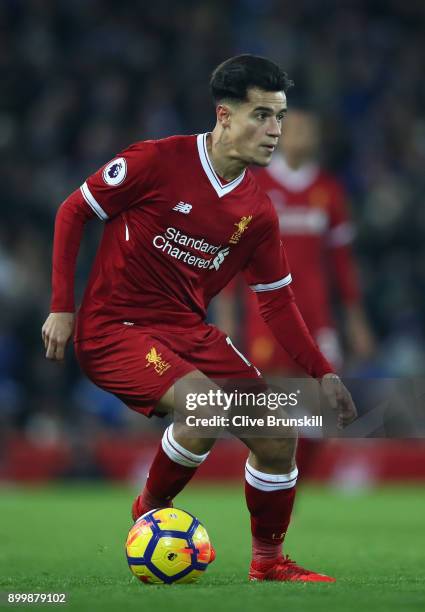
[245,461,298,565]
[143,446,197,506]
[135,425,210,517]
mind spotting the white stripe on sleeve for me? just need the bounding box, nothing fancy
[249,273,292,293]
[80,182,109,220]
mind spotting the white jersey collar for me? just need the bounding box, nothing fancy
[197,133,246,198]
[267,154,319,192]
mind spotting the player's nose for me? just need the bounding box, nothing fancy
[267,118,281,138]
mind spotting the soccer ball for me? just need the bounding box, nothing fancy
[125,507,212,584]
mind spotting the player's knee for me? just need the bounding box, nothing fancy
[172,422,216,456]
[251,431,297,470]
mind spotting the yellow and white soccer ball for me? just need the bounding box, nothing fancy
[126,507,212,584]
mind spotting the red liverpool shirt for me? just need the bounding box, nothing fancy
[73,134,292,341]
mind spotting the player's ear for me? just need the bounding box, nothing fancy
[216,103,232,128]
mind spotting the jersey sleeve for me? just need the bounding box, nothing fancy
[79,140,159,220]
[50,189,95,312]
[243,207,292,293]
[244,206,333,378]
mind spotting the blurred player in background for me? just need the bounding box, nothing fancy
[42,55,357,583]
[216,107,374,375]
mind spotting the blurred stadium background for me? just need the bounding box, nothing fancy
[1,0,425,489]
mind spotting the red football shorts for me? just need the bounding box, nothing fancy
[74,323,262,417]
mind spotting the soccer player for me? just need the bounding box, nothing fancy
[217,106,374,373]
[42,55,356,582]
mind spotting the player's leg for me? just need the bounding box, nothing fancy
[173,324,297,557]
[181,324,334,581]
[174,323,298,558]
[242,429,298,560]
[132,369,220,521]
[74,328,218,520]
[240,422,334,581]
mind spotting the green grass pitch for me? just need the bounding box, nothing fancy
[1,483,424,611]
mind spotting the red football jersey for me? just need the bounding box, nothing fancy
[75,134,291,341]
[237,154,361,370]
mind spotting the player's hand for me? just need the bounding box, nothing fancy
[320,373,357,429]
[41,312,75,361]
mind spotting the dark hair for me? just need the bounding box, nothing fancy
[210,54,293,104]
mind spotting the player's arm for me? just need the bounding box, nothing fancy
[326,183,375,360]
[243,210,356,426]
[254,283,356,427]
[42,189,96,361]
[42,141,160,361]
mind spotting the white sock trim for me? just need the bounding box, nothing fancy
[161,425,210,468]
[245,461,298,492]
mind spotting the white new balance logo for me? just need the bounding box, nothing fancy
[173,201,192,214]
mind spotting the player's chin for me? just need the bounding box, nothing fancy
[251,152,272,167]
[251,149,274,167]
